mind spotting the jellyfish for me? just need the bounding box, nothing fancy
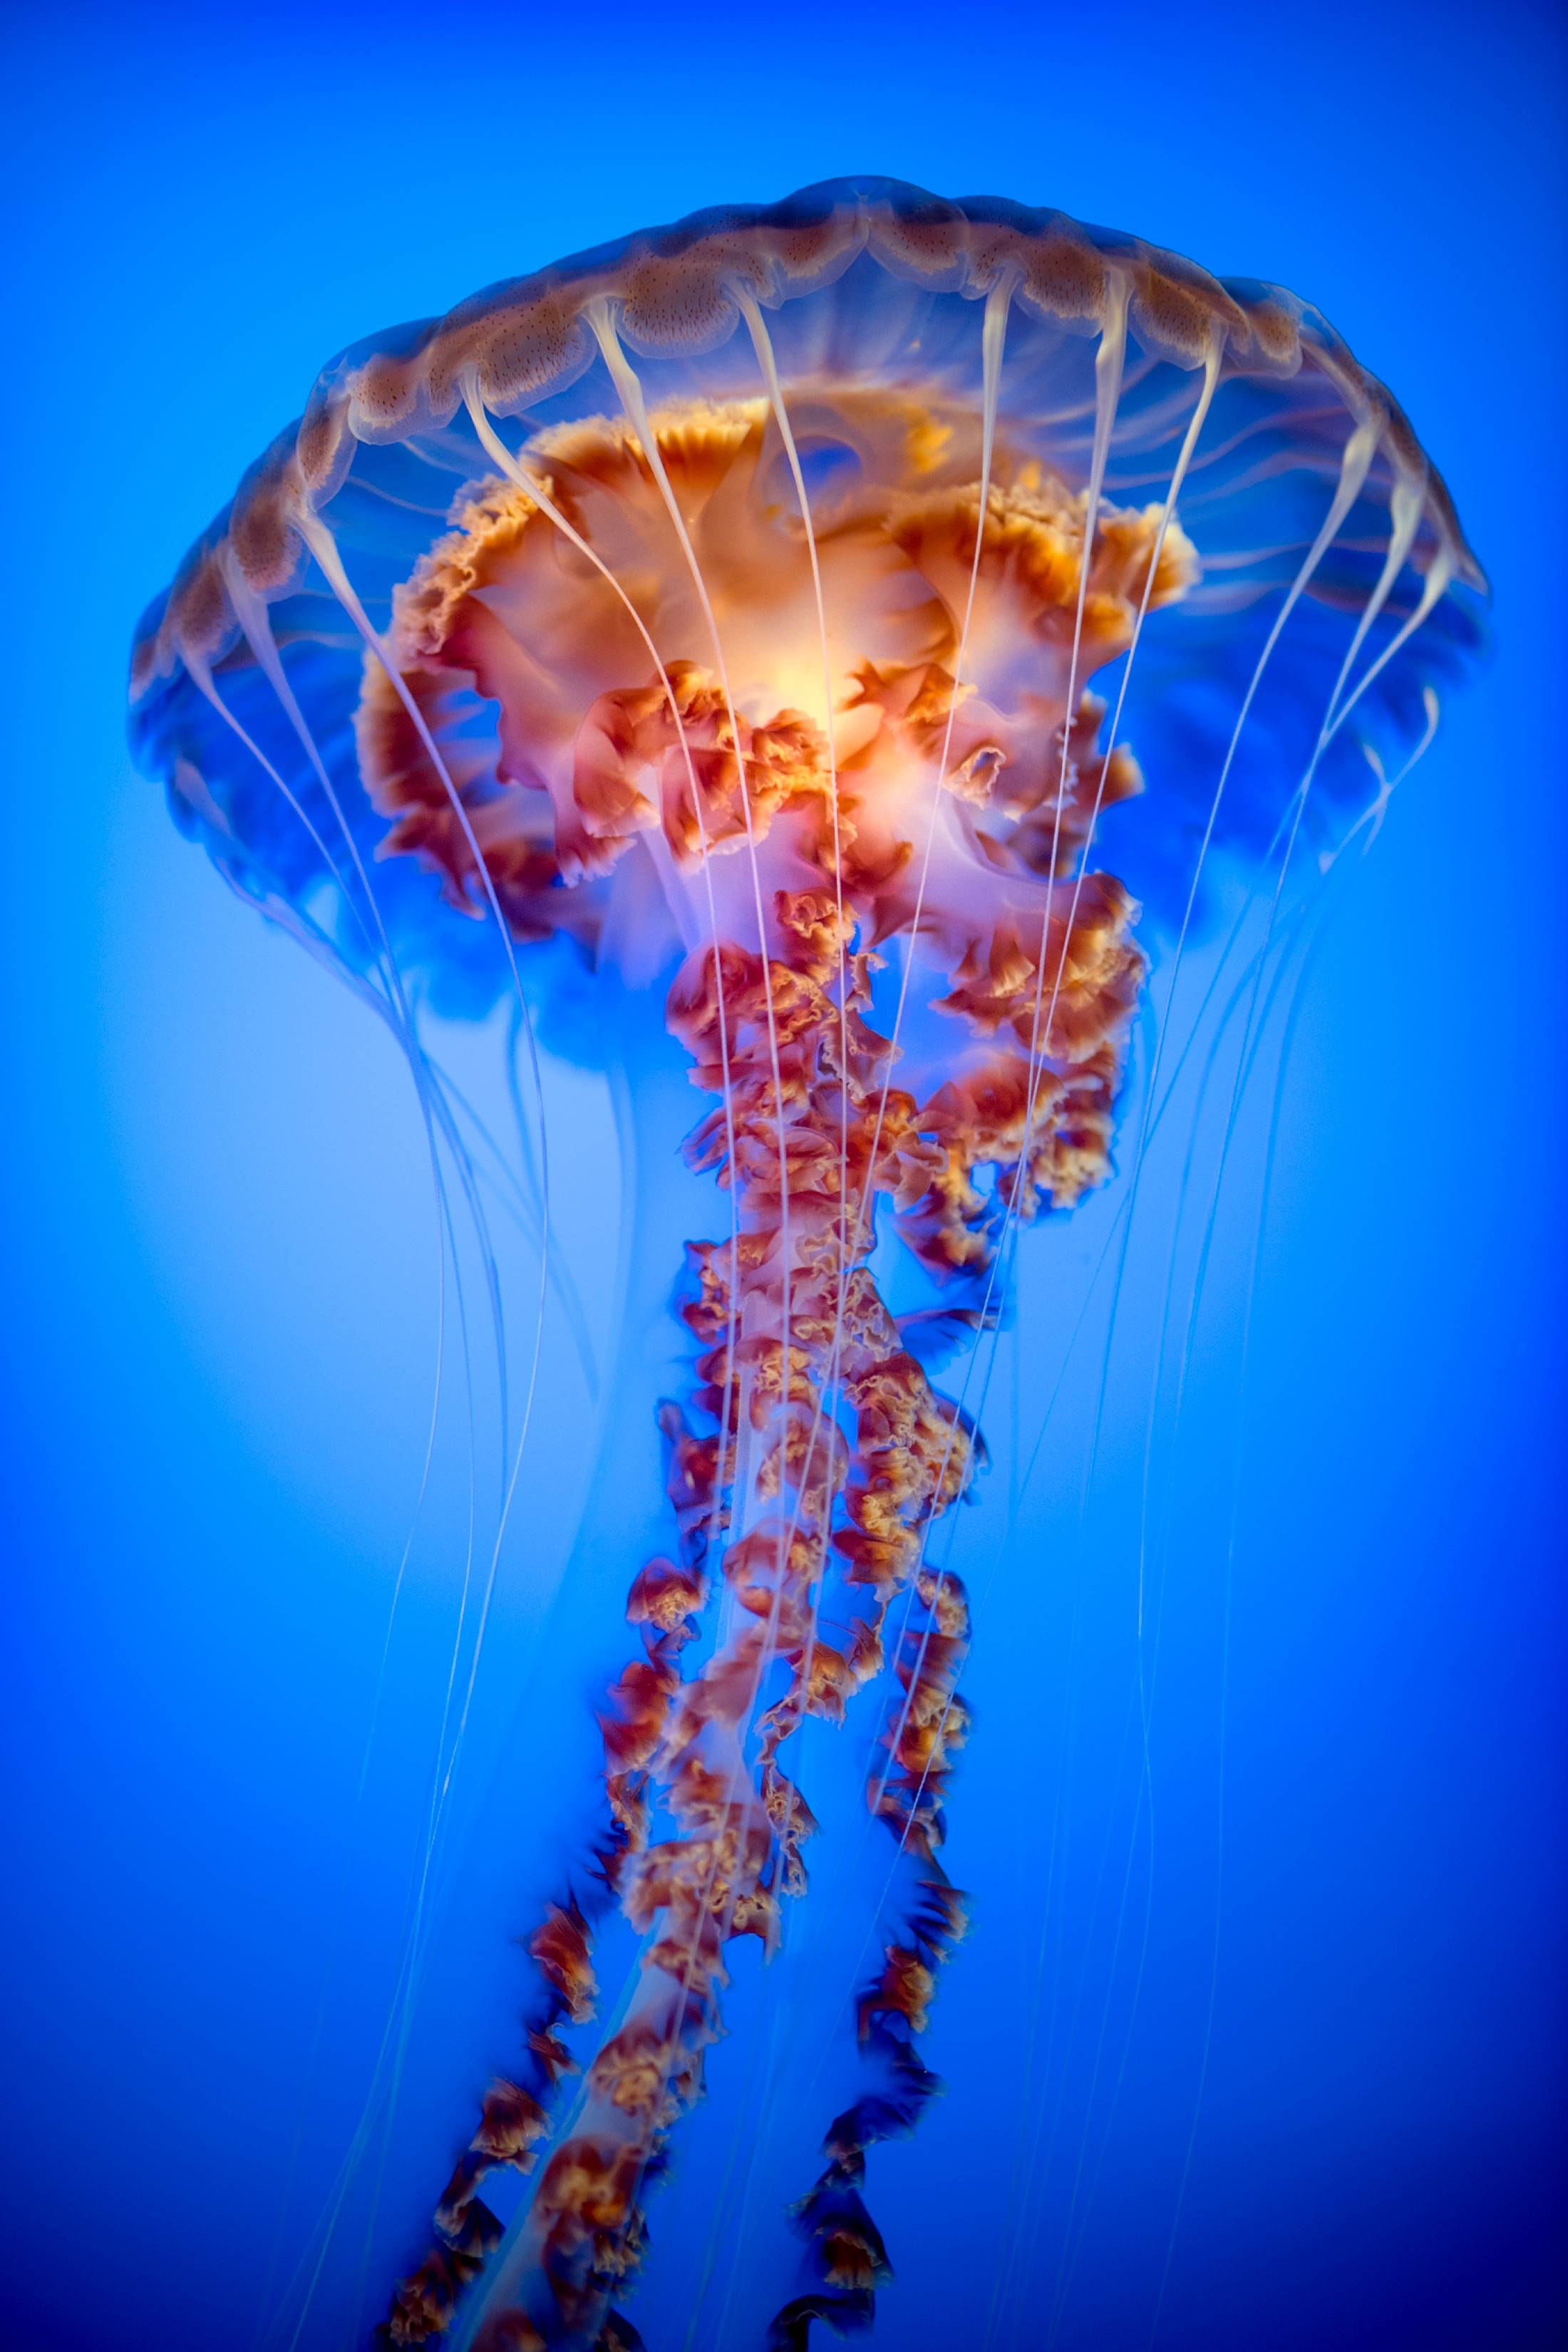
[128,179,1482,2351]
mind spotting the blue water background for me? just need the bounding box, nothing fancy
[3,4,1564,2346]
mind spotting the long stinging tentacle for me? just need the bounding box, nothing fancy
[187,594,539,2352]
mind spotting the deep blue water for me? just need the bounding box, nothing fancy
[3,5,1564,2349]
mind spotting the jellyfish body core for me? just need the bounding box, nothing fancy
[128,180,1482,2351]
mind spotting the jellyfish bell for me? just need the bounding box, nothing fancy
[130,178,1481,991]
[128,179,1482,2351]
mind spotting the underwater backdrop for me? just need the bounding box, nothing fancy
[3,4,1564,2349]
